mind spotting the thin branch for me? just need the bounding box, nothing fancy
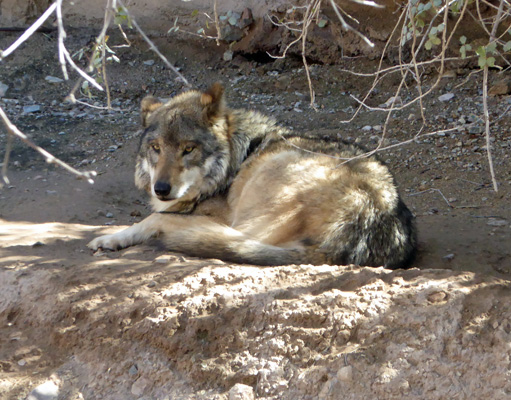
[0,107,96,184]
[0,2,57,60]
[117,0,190,87]
[56,0,69,80]
[1,133,13,188]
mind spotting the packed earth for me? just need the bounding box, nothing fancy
[0,23,511,400]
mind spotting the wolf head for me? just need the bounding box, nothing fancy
[135,83,232,212]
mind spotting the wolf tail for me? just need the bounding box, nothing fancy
[158,215,305,266]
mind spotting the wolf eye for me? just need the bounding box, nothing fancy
[183,146,195,155]
[150,143,160,152]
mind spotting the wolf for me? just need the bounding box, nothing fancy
[88,83,417,268]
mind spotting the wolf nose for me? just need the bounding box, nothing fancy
[154,181,171,197]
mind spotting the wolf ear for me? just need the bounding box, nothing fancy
[200,83,225,123]
[141,96,163,127]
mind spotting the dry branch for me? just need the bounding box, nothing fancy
[0,107,97,185]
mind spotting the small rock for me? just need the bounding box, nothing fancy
[361,125,372,131]
[45,76,64,84]
[18,359,27,366]
[129,364,139,376]
[23,105,41,114]
[337,365,353,382]
[130,210,142,217]
[427,291,447,303]
[442,253,455,261]
[143,60,155,66]
[373,125,382,132]
[379,96,402,108]
[487,218,507,227]
[229,383,254,400]
[488,79,511,96]
[32,241,45,247]
[223,50,234,61]
[238,8,254,29]
[58,131,66,135]
[105,212,114,218]
[438,93,455,102]
[26,380,59,400]
[0,82,9,97]
[147,280,157,288]
[131,377,150,396]
[468,125,483,135]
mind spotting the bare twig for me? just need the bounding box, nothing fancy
[482,0,505,192]
[1,133,13,187]
[0,2,57,60]
[213,0,221,45]
[409,188,453,208]
[117,0,190,87]
[0,107,96,184]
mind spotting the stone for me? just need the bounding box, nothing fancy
[229,383,254,400]
[26,380,59,400]
[45,76,64,84]
[0,82,9,97]
[337,365,353,382]
[23,105,41,113]
[438,93,455,102]
[488,78,511,96]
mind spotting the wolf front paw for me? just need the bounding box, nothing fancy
[87,234,125,251]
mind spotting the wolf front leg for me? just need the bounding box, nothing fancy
[87,213,165,251]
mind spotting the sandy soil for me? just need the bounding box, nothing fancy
[1,26,511,399]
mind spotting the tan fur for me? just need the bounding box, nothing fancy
[89,84,416,268]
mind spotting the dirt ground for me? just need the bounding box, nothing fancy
[1,26,511,400]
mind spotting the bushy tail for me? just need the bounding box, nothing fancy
[160,216,305,266]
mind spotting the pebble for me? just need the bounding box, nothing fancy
[26,381,59,400]
[131,377,150,396]
[45,76,64,84]
[361,125,372,131]
[442,253,455,261]
[223,50,234,61]
[23,105,41,113]
[105,212,114,218]
[147,280,157,288]
[129,364,139,376]
[228,383,254,400]
[487,218,507,227]
[0,81,9,97]
[438,93,455,102]
[337,365,353,382]
[143,60,155,66]
[18,359,27,366]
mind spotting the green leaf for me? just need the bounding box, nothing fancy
[317,19,328,28]
[431,26,437,35]
[425,40,433,50]
[460,46,466,59]
[460,35,467,44]
[504,41,511,52]
[433,0,442,7]
[416,18,425,28]
[429,34,441,45]
[475,46,486,57]
[424,2,432,11]
[437,23,445,32]
[486,42,497,54]
[478,56,487,68]
[486,57,496,67]
[191,9,199,17]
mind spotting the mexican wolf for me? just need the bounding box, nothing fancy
[88,83,416,268]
